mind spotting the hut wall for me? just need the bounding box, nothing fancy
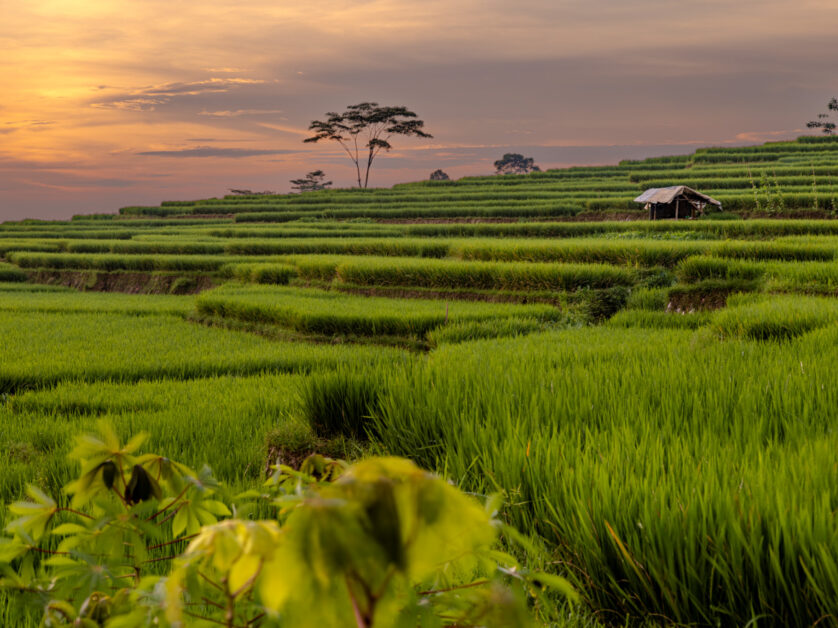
[649,199,698,220]
[650,202,678,219]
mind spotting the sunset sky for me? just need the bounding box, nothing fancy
[2,0,837,220]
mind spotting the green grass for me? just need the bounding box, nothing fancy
[7,251,257,272]
[0,373,307,501]
[196,285,563,337]
[710,294,838,339]
[373,327,838,625]
[332,256,637,291]
[227,262,298,284]
[6,134,838,627]
[607,309,711,329]
[0,288,195,315]
[0,262,27,282]
[0,310,406,393]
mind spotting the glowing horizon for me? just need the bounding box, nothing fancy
[2,0,837,220]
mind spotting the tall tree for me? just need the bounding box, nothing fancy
[289,170,332,193]
[304,102,432,188]
[494,153,541,175]
[807,97,838,135]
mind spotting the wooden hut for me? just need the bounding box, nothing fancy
[634,186,722,220]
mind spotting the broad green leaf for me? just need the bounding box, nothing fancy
[0,538,26,563]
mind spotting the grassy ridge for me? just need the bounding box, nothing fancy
[0,311,403,394]
[0,373,307,500]
[196,285,563,337]
[333,256,637,291]
[374,327,838,625]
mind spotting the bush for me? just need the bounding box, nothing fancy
[578,286,630,321]
[0,426,571,627]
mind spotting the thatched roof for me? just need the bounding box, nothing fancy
[634,186,722,207]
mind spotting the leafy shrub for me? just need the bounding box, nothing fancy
[0,427,572,627]
[578,286,630,321]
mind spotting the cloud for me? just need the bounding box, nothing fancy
[199,109,285,117]
[91,78,267,111]
[0,120,55,134]
[135,146,300,158]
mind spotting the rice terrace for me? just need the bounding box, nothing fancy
[4,2,838,627]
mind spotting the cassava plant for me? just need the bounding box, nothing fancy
[0,426,574,627]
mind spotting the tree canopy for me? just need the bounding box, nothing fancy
[494,153,541,175]
[304,102,432,188]
[290,170,332,193]
[429,169,450,181]
[807,97,838,135]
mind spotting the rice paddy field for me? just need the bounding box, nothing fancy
[4,136,838,626]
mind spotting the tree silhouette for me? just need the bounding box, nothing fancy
[494,153,541,175]
[304,103,432,188]
[807,98,838,135]
[429,169,450,181]
[289,170,332,193]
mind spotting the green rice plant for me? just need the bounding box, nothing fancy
[196,285,562,337]
[426,316,566,345]
[278,254,348,280]
[222,237,450,258]
[373,327,838,625]
[0,262,27,282]
[625,286,669,310]
[210,226,400,239]
[450,238,709,267]
[0,282,71,292]
[0,230,134,240]
[334,257,637,292]
[299,367,382,439]
[710,295,838,339]
[0,239,64,255]
[65,239,226,255]
[680,257,838,295]
[233,203,583,222]
[711,240,836,261]
[677,256,764,282]
[760,260,838,294]
[0,373,306,498]
[0,289,194,315]
[608,309,711,329]
[0,311,403,393]
[7,252,254,272]
[227,262,298,284]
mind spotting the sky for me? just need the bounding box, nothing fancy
[1,0,837,221]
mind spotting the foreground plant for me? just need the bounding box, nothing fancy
[0,426,573,626]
